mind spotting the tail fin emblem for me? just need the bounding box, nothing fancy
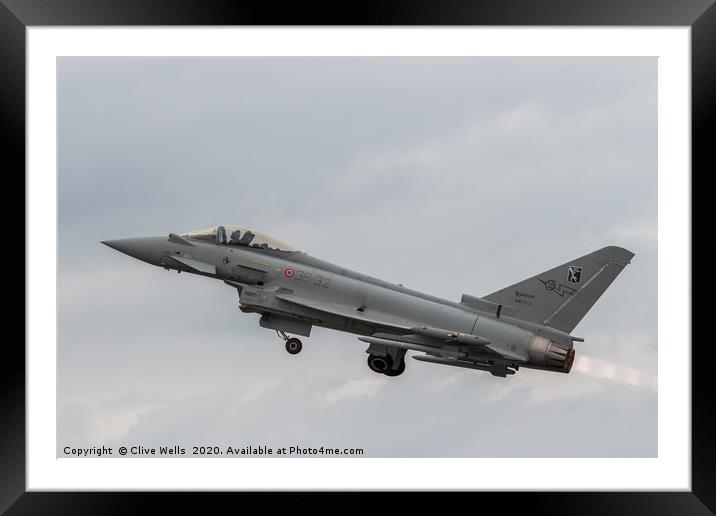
[567,266,582,283]
[540,278,576,297]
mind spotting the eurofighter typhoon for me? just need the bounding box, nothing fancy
[102,226,634,378]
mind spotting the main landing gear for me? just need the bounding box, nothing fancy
[277,331,302,355]
[367,353,406,377]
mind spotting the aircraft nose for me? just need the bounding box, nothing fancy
[101,237,165,266]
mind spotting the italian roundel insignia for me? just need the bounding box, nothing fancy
[284,268,296,279]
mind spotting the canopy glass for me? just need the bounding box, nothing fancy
[182,226,299,252]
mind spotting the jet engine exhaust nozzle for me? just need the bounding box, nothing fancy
[528,335,575,373]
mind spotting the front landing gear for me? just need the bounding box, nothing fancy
[285,338,302,355]
[277,331,302,355]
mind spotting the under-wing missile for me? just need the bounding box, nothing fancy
[409,326,491,346]
[358,336,466,358]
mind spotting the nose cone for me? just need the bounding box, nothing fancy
[102,237,166,266]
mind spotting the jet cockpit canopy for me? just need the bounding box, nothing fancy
[182,225,299,252]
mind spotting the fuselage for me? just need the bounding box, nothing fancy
[102,232,578,375]
[158,237,568,370]
[103,229,637,378]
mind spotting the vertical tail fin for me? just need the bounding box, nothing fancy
[483,246,634,333]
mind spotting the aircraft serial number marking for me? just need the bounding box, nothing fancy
[291,270,332,288]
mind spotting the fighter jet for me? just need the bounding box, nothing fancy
[102,225,634,378]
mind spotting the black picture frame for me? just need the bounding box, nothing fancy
[4,1,710,513]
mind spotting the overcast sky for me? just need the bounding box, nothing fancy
[57,57,657,457]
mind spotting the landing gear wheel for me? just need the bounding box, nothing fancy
[384,360,406,377]
[285,338,302,355]
[367,353,393,374]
